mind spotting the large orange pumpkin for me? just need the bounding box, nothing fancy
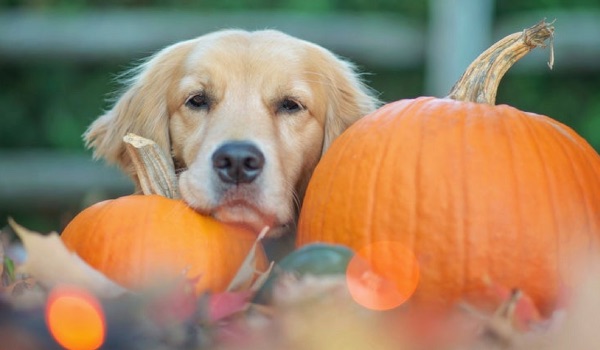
[297,21,600,316]
[61,195,268,294]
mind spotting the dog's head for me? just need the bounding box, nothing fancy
[85,29,379,235]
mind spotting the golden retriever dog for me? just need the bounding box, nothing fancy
[85,29,378,236]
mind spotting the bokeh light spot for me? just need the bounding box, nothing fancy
[346,241,419,310]
[45,285,105,350]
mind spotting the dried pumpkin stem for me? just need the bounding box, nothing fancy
[447,20,555,105]
[123,133,181,199]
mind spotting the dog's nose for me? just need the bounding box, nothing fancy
[212,142,265,184]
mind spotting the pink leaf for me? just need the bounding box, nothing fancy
[208,290,253,322]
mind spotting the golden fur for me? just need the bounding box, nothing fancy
[85,29,378,235]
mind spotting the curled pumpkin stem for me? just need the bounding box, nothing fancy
[447,19,555,105]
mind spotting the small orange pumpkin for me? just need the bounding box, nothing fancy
[297,21,600,316]
[61,194,268,294]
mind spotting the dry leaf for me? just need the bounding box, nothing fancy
[2,277,45,309]
[249,262,273,293]
[8,218,127,298]
[227,227,272,292]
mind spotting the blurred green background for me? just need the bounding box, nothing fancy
[1,0,599,233]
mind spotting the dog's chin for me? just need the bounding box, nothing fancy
[211,201,278,234]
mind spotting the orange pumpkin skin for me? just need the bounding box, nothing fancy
[61,195,268,294]
[297,97,600,316]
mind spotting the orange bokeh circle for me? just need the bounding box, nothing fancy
[45,285,105,350]
[346,241,420,310]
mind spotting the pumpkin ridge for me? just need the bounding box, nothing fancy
[335,128,364,238]
[137,198,155,285]
[395,98,426,274]
[313,119,356,241]
[95,199,130,284]
[520,110,562,242]
[520,110,564,310]
[370,100,424,244]
[353,116,377,244]
[496,106,526,290]
[148,196,175,284]
[541,117,596,242]
[364,117,386,245]
[458,102,471,296]
[478,106,496,286]
[64,200,98,252]
[161,199,189,234]
[128,196,154,286]
[408,98,436,253]
[418,98,457,300]
[95,200,124,279]
[476,105,494,295]
[499,109,556,313]
[462,102,493,299]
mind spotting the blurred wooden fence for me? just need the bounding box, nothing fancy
[1,8,598,80]
[1,5,599,211]
[0,151,133,211]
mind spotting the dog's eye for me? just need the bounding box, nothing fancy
[186,93,210,110]
[279,98,304,114]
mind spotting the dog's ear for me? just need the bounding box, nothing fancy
[84,41,192,180]
[319,51,380,156]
